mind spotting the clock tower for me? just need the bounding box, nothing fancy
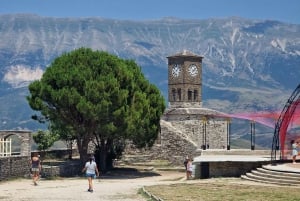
[123,49,228,167]
[167,50,203,108]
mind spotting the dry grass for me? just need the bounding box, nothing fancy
[144,178,300,201]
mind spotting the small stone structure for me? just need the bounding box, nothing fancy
[192,149,271,178]
[158,107,229,164]
[0,130,31,156]
[0,130,32,180]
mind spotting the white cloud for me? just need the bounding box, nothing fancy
[3,65,44,88]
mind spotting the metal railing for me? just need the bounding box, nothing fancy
[0,138,12,157]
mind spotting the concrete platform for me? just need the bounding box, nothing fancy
[264,163,300,173]
[193,155,271,162]
[191,149,272,179]
[190,149,300,179]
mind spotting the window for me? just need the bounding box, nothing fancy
[188,90,192,101]
[194,90,198,101]
[177,89,181,101]
[172,89,176,101]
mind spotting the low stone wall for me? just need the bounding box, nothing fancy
[45,149,79,159]
[0,150,82,180]
[194,161,270,179]
[42,160,82,178]
[0,156,30,180]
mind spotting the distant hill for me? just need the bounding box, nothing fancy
[0,14,299,148]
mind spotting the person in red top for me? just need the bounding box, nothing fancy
[30,153,41,186]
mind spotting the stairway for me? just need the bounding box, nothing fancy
[241,164,300,186]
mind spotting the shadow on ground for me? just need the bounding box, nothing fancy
[100,167,161,180]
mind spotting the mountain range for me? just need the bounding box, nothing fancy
[0,14,299,147]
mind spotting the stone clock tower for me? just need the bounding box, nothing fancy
[167,50,203,108]
[124,50,228,168]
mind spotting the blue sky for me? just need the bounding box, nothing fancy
[0,0,299,24]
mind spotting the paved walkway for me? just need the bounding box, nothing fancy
[0,170,186,201]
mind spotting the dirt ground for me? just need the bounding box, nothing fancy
[0,169,188,201]
[0,168,280,201]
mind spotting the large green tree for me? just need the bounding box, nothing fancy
[27,48,165,171]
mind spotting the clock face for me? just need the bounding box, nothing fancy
[171,64,181,77]
[188,64,198,76]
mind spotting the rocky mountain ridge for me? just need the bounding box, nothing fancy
[0,14,299,136]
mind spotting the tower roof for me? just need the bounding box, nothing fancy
[167,50,203,59]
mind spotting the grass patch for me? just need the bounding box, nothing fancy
[144,179,300,201]
[160,176,184,182]
[138,188,155,201]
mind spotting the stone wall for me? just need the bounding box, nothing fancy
[0,130,31,156]
[194,161,270,178]
[42,160,82,177]
[123,107,229,166]
[154,112,228,165]
[40,148,79,159]
[0,148,82,180]
[158,120,198,164]
[0,156,30,180]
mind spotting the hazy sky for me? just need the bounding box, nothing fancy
[0,0,299,24]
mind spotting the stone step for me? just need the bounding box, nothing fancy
[252,170,300,182]
[241,165,300,186]
[257,167,300,178]
[241,175,296,186]
[245,172,300,185]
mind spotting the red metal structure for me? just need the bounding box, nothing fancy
[271,84,300,162]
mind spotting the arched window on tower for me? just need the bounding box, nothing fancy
[172,89,176,101]
[194,90,198,101]
[188,90,192,101]
[177,88,181,101]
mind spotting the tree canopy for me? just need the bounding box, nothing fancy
[33,130,59,152]
[27,48,165,170]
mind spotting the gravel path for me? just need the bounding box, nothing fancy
[0,170,186,201]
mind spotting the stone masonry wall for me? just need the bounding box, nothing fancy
[123,115,228,166]
[42,160,82,178]
[0,156,30,180]
[0,130,31,156]
[195,161,270,178]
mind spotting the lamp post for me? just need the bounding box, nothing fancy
[226,118,231,150]
[202,116,207,150]
[250,120,256,150]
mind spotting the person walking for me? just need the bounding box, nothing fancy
[30,152,41,186]
[183,156,189,179]
[186,158,193,180]
[82,156,99,193]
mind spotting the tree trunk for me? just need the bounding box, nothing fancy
[99,139,108,173]
[67,140,73,160]
[77,137,89,163]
